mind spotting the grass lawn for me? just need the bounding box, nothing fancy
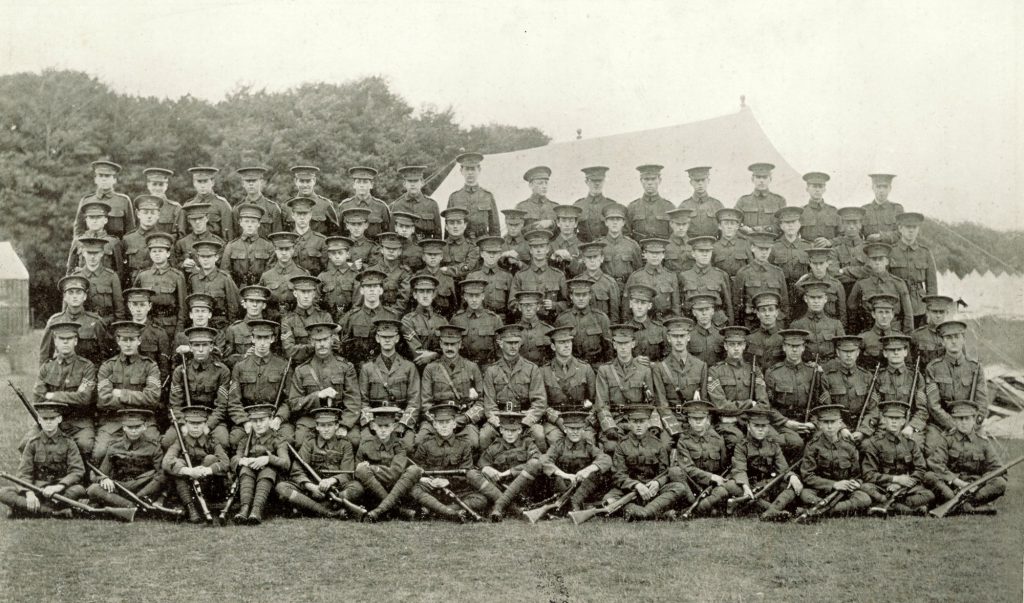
[1,329,1022,602]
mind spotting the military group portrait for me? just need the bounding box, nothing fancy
[4,153,1018,528]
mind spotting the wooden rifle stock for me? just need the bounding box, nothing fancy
[930,455,1024,518]
[523,481,580,524]
[855,365,882,433]
[286,443,367,517]
[569,470,668,525]
[803,354,821,422]
[86,462,183,519]
[0,471,136,522]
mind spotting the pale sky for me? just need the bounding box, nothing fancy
[2,0,1021,229]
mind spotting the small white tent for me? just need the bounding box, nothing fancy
[0,241,30,337]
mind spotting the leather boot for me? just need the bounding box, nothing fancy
[246,478,273,525]
[413,488,465,522]
[640,485,682,520]
[490,470,536,522]
[623,502,649,521]
[233,475,254,523]
[760,488,795,522]
[696,486,728,515]
[284,488,343,518]
[570,478,599,512]
[830,491,871,516]
[366,466,421,523]
[174,478,202,523]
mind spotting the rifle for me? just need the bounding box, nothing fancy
[523,481,580,524]
[929,455,1024,518]
[569,470,668,525]
[748,356,758,401]
[803,354,821,422]
[726,456,806,513]
[417,476,484,522]
[968,363,980,403]
[323,469,467,477]
[220,353,293,524]
[906,356,921,417]
[86,462,183,518]
[793,489,845,523]
[855,365,882,433]
[0,471,136,522]
[172,354,214,523]
[9,381,40,426]
[678,485,714,520]
[698,362,707,402]
[868,485,909,516]
[286,443,367,518]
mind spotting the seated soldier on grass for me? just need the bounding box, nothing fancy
[161,404,230,523]
[860,401,938,517]
[475,411,545,522]
[539,410,611,514]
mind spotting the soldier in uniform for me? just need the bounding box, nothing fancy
[736,162,786,235]
[220,286,273,370]
[498,208,530,271]
[624,238,680,320]
[860,400,938,516]
[763,329,819,459]
[70,235,125,323]
[171,293,219,357]
[555,278,611,365]
[162,404,230,523]
[40,275,112,367]
[479,324,548,452]
[259,232,310,320]
[142,167,183,237]
[799,172,840,244]
[794,404,873,522]
[124,287,171,378]
[831,206,872,289]
[679,236,733,326]
[439,207,481,278]
[550,205,585,276]
[318,236,358,318]
[792,247,846,326]
[94,321,162,462]
[858,293,905,368]
[391,165,442,240]
[189,240,240,331]
[227,319,292,449]
[872,334,928,442]
[465,236,513,319]
[574,166,625,242]
[230,402,290,525]
[577,242,622,322]
[677,166,724,238]
[711,208,751,278]
[233,166,283,239]
[26,322,97,458]
[391,211,424,272]
[821,335,879,444]
[279,275,333,365]
[182,166,234,242]
[359,319,421,449]
[514,291,553,366]
[341,207,380,269]
[651,317,726,438]
[0,402,87,518]
[509,229,568,324]
[415,239,457,319]
[286,197,328,276]
[847,242,914,334]
[734,232,789,327]
[122,195,164,285]
[284,322,361,449]
[445,152,499,239]
[770,207,811,290]
[409,401,488,522]
[67,201,125,282]
[515,166,559,231]
[707,326,766,454]
[603,405,688,521]
[418,325,485,449]
[912,294,953,365]
[355,405,423,522]
[627,164,674,239]
[165,326,236,449]
[289,165,339,235]
[861,173,904,240]
[449,279,503,368]
[922,320,987,455]
[625,284,666,363]
[540,326,598,445]
[597,205,643,287]
[477,411,545,522]
[369,232,412,312]
[687,293,725,367]
[674,399,743,518]
[664,208,695,273]
[337,166,390,239]
[729,406,801,521]
[595,324,659,450]
[539,409,612,512]
[400,274,447,366]
[746,291,786,367]
[86,408,167,510]
[275,406,360,519]
[927,401,1007,514]
[888,212,938,328]
[224,204,276,288]
[336,269,397,364]
[789,281,845,359]
[73,160,136,239]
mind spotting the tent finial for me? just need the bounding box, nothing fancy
[740,95,747,110]
[576,128,582,140]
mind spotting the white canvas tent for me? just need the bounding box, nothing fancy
[937,270,1024,319]
[432,107,807,211]
[0,241,30,337]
